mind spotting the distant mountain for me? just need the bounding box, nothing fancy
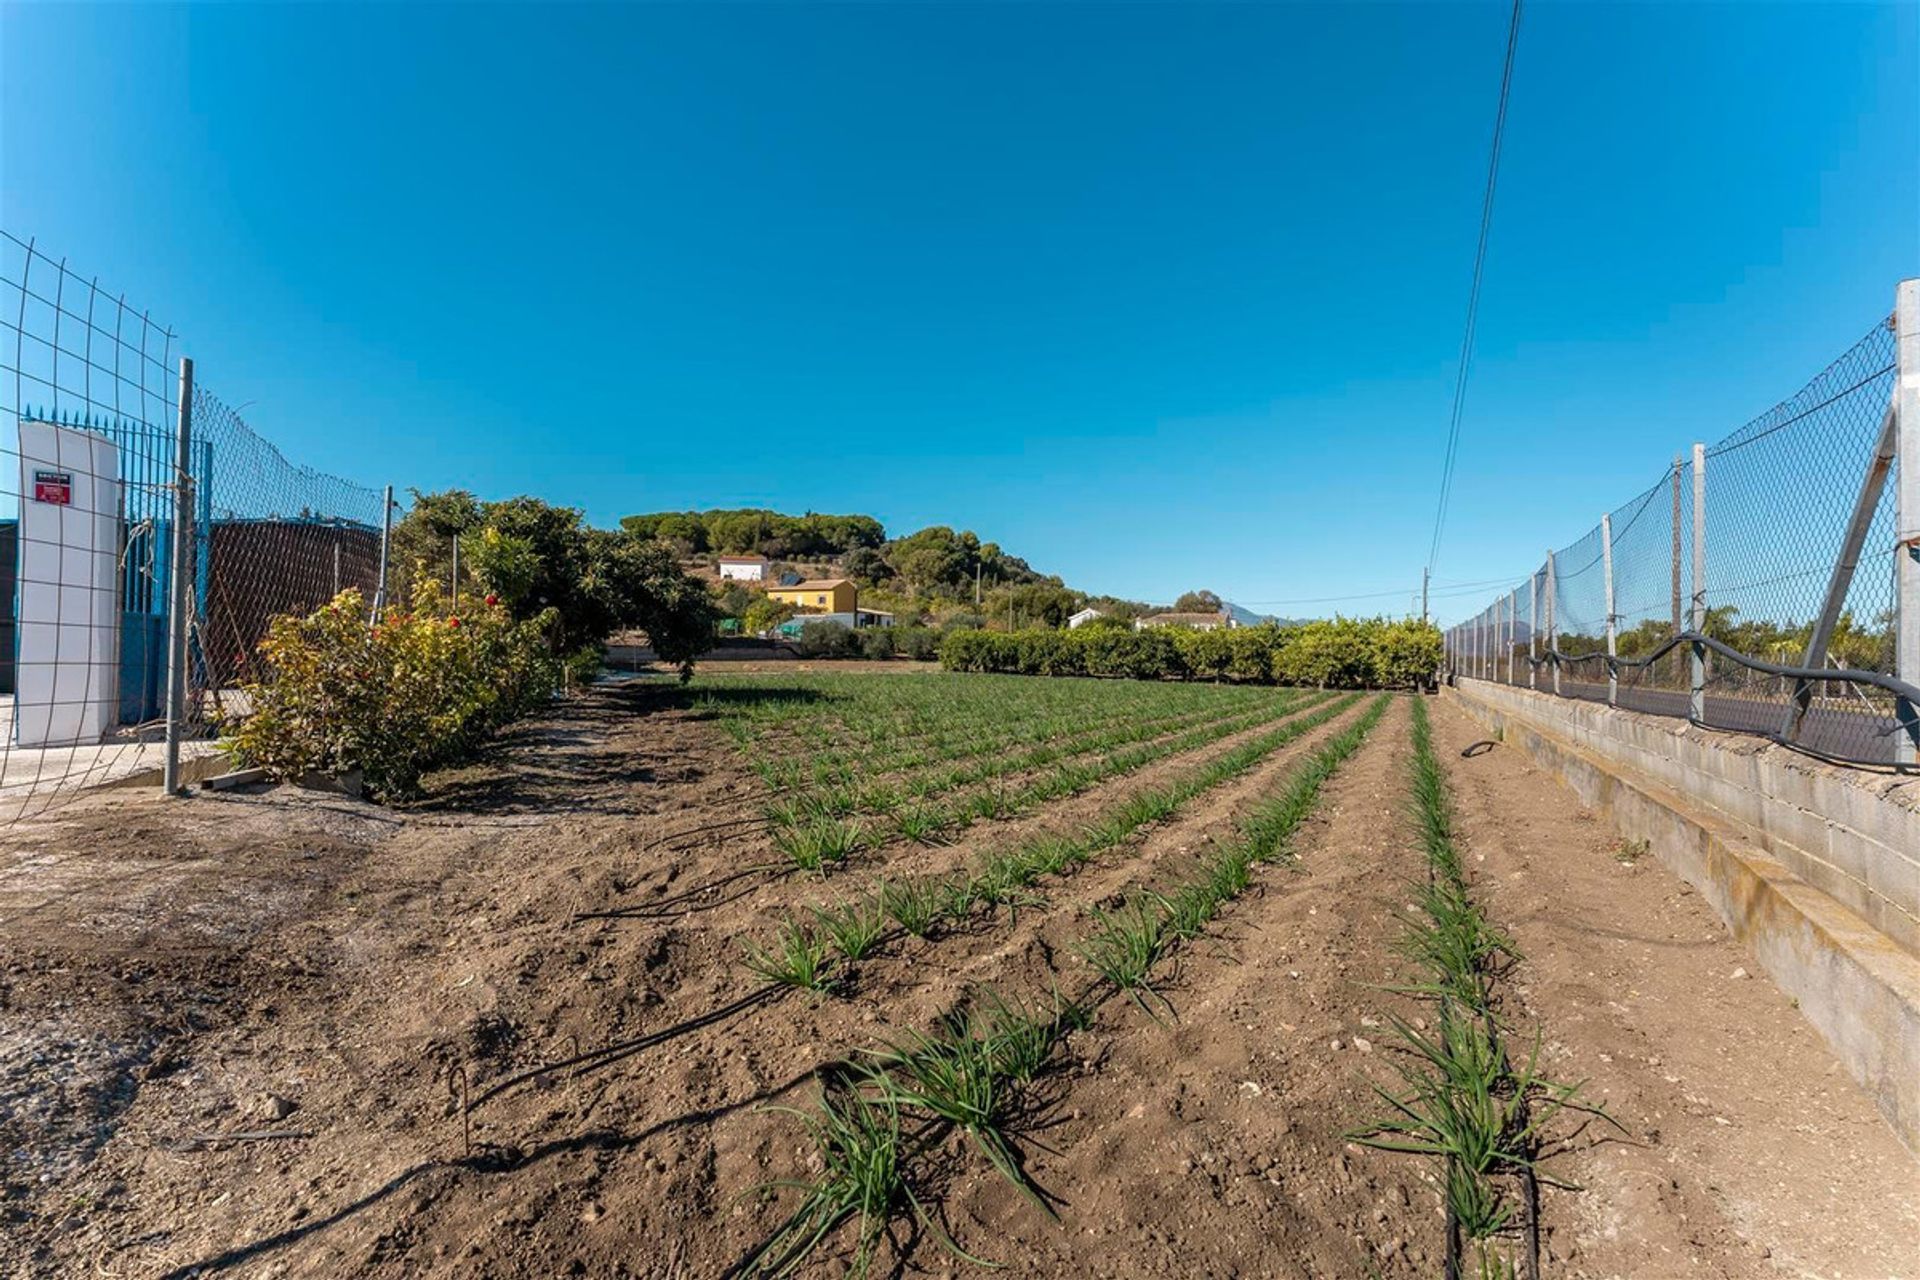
[1223,602,1312,628]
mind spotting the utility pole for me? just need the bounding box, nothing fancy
[1421,567,1429,624]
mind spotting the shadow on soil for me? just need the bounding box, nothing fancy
[150,1071,813,1279]
[402,681,829,819]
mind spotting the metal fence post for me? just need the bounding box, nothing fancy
[1508,588,1518,685]
[1690,442,1707,723]
[1602,512,1618,707]
[1545,551,1559,696]
[1500,595,1510,684]
[1493,596,1503,685]
[1670,454,1684,689]
[1781,393,1898,741]
[162,357,195,796]
[373,484,394,622]
[1528,571,1538,690]
[1896,279,1920,764]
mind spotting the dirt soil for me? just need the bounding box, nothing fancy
[0,679,1912,1279]
[1425,698,1920,1279]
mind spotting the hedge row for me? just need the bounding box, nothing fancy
[938,618,1442,689]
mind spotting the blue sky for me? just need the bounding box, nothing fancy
[3,2,1914,620]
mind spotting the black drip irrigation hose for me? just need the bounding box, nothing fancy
[462,983,786,1114]
[1457,629,1920,770]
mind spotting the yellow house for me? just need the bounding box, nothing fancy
[765,578,857,614]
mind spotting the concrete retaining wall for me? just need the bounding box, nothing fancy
[1446,680,1920,1154]
[1453,680,1920,954]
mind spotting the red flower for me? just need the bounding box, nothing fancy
[448,616,461,628]
[485,594,499,607]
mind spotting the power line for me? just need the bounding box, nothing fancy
[1232,573,1533,610]
[1426,0,1525,578]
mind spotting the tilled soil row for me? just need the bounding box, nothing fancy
[319,696,1387,1276]
[282,695,1384,1279]
[621,689,1327,905]
[35,683,1361,1278]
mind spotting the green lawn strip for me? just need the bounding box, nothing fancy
[1348,696,1597,1279]
[736,694,1393,1277]
[766,692,1333,873]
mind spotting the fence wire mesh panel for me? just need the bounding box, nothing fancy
[0,231,389,821]
[1448,312,1911,766]
[183,388,386,735]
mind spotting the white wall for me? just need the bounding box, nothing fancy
[15,420,122,746]
[718,562,765,581]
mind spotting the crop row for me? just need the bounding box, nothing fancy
[740,693,1363,948]
[753,692,1243,798]
[478,694,1366,1122]
[737,695,1394,1276]
[765,693,1329,869]
[1350,697,1594,1279]
[717,674,1284,777]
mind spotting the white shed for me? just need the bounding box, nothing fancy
[717,555,768,582]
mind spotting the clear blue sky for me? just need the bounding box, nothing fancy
[4,2,1914,620]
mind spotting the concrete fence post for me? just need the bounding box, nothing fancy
[1896,279,1920,764]
[1690,442,1707,725]
[1546,550,1559,696]
[162,356,196,796]
[1602,512,1618,707]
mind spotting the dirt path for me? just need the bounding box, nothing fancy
[1426,697,1920,1279]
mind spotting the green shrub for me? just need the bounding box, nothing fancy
[794,621,863,659]
[938,617,1440,689]
[859,627,896,661]
[223,585,561,799]
[896,627,940,662]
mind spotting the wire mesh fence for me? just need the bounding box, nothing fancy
[1446,307,1916,767]
[0,231,391,821]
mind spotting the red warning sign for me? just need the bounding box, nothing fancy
[33,470,73,505]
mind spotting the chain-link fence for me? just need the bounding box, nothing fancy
[0,231,392,821]
[1446,299,1918,767]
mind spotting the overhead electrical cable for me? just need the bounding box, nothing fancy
[1425,0,1525,577]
